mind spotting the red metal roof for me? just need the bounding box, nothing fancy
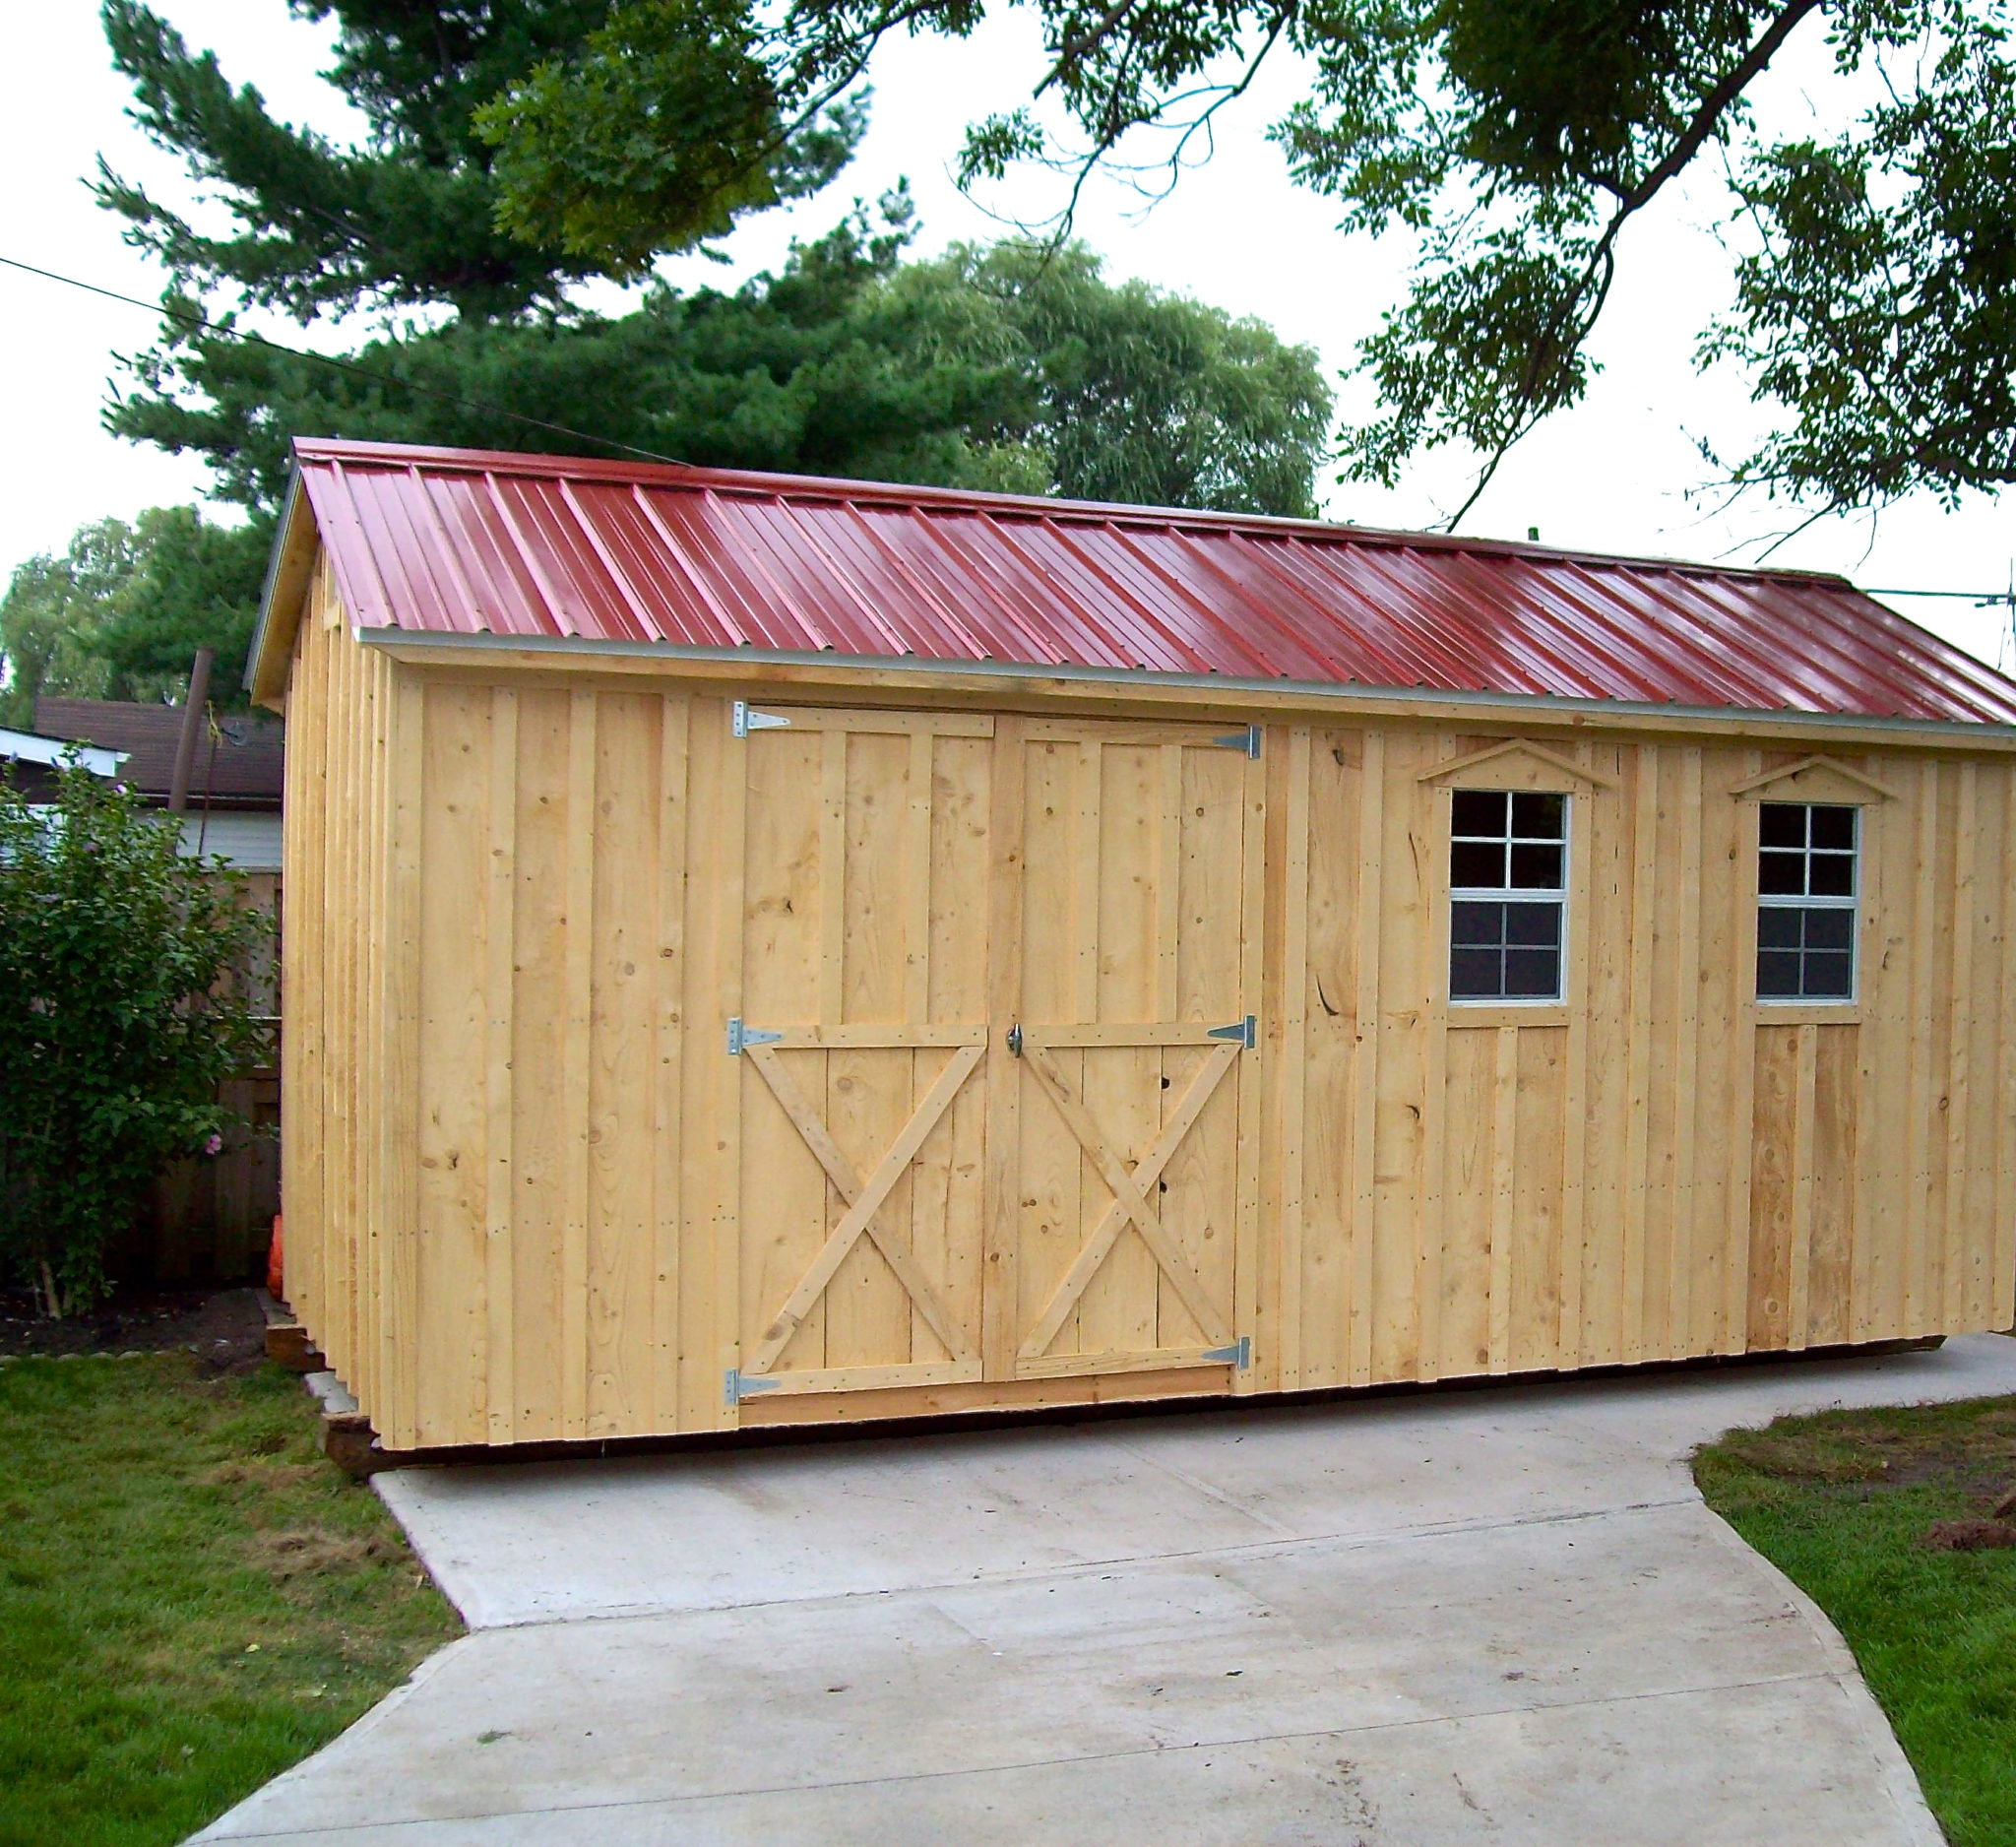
[278,438,2016,727]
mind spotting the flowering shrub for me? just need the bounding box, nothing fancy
[0,762,272,1314]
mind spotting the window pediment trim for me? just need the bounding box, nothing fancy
[1730,753,1897,802]
[1418,738,1618,792]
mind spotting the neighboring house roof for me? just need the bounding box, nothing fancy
[0,726,126,778]
[253,436,2016,730]
[33,698,284,810]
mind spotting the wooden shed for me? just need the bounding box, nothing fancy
[249,437,2016,1452]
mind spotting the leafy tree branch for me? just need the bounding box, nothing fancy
[479,0,2016,521]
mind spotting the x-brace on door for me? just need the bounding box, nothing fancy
[728,706,995,1401]
[1000,720,1266,1382]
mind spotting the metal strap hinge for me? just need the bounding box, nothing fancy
[726,1017,785,1055]
[1205,1336,1251,1369]
[724,1368,781,1407]
[731,701,791,737]
[1207,1014,1257,1049]
[1212,724,1262,758]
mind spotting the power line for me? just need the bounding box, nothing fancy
[1860,580,2016,675]
[0,251,686,470]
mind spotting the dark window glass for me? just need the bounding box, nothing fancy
[1452,789,1509,837]
[1757,802,1857,1002]
[1504,902,1560,947]
[1504,950,1559,996]
[1452,900,1502,946]
[1509,842,1563,889]
[1757,908,1802,950]
[1759,850,1805,895]
[1451,788,1565,895]
[1451,840,1506,888]
[1757,950,1802,997]
[1759,804,1806,849]
[1511,792,1566,839]
[1451,948,1502,997]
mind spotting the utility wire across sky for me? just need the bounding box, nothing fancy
[0,251,687,469]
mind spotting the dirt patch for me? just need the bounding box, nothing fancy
[1706,1396,2016,1567]
[0,1285,266,1370]
[1711,1430,1891,1484]
[1710,1399,2016,1502]
[1922,1519,2016,1553]
[253,1527,392,1581]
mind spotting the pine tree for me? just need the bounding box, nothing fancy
[60,3,1331,686]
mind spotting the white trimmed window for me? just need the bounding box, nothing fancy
[1449,790,1567,1002]
[1757,801,1857,1001]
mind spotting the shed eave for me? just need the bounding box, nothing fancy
[351,625,2016,748]
[246,468,320,710]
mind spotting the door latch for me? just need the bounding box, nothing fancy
[1005,1023,1024,1057]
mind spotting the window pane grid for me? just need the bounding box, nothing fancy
[1757,802,1857,1001]
[1449,789,1567,1002]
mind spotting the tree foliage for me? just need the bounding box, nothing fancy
[485,0,2016,520]
[109,195,1331,519]
[76,4,1330,689]
[903,242,1332,513]
[472,0,868,275]
[0,767,271,1316]
[96,0,860,322]
[0,511,269,725]
[1705,26,2016,509]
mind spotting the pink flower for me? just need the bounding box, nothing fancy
[204,1133,223,1157]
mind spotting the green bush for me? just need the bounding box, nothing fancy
[0,763,271,1315]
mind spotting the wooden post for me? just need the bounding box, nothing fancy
[166,648,216,814]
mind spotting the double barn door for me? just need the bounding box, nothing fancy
[730,706,1264,1406]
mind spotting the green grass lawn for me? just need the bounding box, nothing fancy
[0,1353,461,1847]
[1696,1393,2016,1847]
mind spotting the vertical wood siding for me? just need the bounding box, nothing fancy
[1271,729,2016,1392]
[280,557,408,1430]
[280,564,2016,1444]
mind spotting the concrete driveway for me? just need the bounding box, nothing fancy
[199,1335,2016,1845]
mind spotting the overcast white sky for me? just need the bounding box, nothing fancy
[3,3,2010,664]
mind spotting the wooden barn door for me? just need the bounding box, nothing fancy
[729,705,995,1404]
[1002,720,1265,1381]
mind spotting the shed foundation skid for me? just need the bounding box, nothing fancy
[261,442,2016,1452]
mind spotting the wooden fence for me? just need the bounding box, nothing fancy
[120,870,284,1286]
